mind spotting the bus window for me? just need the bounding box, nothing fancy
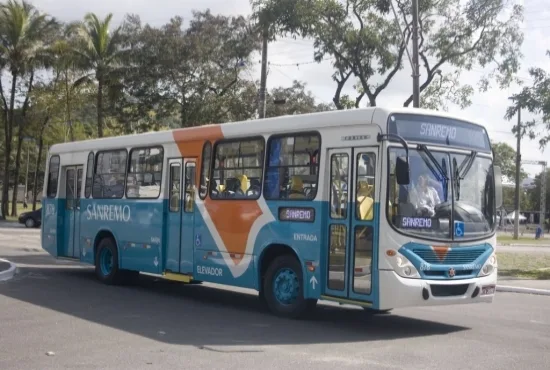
[84,152,94,198]
[199,142,212,199]
[126,146,163,199]
[264,133,320,200]
[93,150,127,199]
[47,155,60,198]
[210,138,264,200]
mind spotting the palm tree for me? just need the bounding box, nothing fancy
[71,13,124,138]
[0,0,57,218]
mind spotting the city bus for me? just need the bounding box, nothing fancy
[41,106,502,319]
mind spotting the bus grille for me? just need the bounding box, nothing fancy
[412,248,485,265]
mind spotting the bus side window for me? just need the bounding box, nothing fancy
[126,146,164,199]
[210,138,264,200]
[47,155,60,198]
[264,133,320,201]
[199,142,212,199]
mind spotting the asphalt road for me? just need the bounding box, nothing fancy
[1,227,550,369]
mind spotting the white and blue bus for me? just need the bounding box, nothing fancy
[41,107,502,318]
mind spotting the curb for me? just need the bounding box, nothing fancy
[496,285,550,296]
[0,258,16,281]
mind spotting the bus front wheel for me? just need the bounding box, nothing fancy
[95,237,126,285]
[263,255,317,319]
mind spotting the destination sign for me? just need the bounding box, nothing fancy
[388,114,491,152]
[398,216,440,230]
[279,207,315,222]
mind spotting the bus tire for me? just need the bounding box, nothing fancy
[263,254,316,319]
[95,237,123,285]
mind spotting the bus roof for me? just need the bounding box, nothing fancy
[48,106,486,154]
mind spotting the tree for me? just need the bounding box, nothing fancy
[0,0,57,218]
[505,50,550,150]
[266,80,333,117]
[71,12,125,138]
[118,11,260,128]
[492,141,527,181]
[301,0,523,110]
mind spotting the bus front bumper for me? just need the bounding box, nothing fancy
[378,270,497,310]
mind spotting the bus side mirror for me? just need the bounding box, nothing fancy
[396,156,410,185]
[494,165,503,209]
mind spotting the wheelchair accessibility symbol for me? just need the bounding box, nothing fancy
[195,234,201,247]
[454,221,465,237]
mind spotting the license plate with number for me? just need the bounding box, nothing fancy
[481,285,495,295]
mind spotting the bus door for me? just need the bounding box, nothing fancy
[62,165,83,258]
[166,158,197,274]
[324,147,378,304]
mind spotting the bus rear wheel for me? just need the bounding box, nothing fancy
[263,255,316,319]
[95,237,129,285]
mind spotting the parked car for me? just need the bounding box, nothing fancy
[18,208,41,228]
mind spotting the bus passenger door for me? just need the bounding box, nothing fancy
[324,147,378,305]
[63,165,83,258]
[348,149,378,304]
[325,148,352,298]
[179,159,196,274]
[166,159,182,273]
[72,166,83,259]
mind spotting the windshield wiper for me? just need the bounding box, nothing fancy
[457,150,478,179]
[417,144,449,182]
[453,151,477,200]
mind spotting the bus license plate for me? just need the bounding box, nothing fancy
[481,285,495,295]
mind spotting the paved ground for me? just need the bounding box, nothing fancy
[498,279,550,290]
[1,227,550,369]
[0,260,9,272]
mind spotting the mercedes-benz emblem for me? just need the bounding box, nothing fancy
[448,268,456,277]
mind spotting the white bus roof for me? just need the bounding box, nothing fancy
[48,106,486,154]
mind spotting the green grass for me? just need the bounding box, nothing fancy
[497,235,550,245]
[498,252,550,279]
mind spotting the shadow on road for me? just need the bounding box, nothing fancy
[0,253,469,348]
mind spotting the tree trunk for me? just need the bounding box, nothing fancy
[97,76,104,138]
[1,72,17,219]
[10,71,34,216]
[65,70,75,141]
[32,130,45,211]
[10,135,23,216]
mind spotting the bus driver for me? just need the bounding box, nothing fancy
[410,173,441,217]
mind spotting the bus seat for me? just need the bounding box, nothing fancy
[289,176,306,199]
[236,174,249,193]
[357,181,374,220]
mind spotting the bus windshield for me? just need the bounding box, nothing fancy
[388,147,496,241]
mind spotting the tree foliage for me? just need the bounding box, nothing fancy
[491,141,527,181]
[296,0,523,109]
[506,50,550,150]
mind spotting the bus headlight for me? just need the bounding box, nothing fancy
[478,253,497,277]
[393,253,421,279]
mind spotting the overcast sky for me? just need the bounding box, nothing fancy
[30,0,550,177]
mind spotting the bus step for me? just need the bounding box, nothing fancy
[163,271,193,283]
[320,295,373,308]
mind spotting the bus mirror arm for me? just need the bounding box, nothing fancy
[377,133,410,185]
